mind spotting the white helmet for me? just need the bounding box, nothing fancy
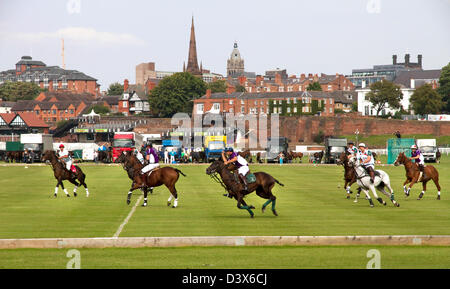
[358,143,366,148]
[411,145,418,149]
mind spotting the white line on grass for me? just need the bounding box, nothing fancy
[113,195,143,238]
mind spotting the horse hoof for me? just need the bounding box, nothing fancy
[396,203,400,207]
[172,206,177,209]
[53,194,57,198]
[74,193,77,197]
[249,206,255,210]
[66,195,70,198]
[272,210,278,216]
[167,202,171,207]
[383,202,387,206]
[262,207,266,213]
[142,203,147,207]
[126,200,131,205]
[437,196,441,200]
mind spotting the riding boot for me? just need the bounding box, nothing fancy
[369,169,375,184]
[239,174,249,192]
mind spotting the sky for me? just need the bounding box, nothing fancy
[0,0,449,90]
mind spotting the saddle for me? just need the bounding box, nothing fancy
[246,173,257,184]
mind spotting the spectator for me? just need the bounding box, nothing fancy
[394,131,401,139]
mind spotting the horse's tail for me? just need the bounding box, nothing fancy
[175,169,186,177]
[274,178,284,187]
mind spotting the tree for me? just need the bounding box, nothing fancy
[107,82,124,96]
[0,81,42,101]
[235,84,246,92]
[306,82,322,91]
[148,72,207,117]
[366,80,403,117]
[410,84,444,115]
[88,104,110,115]
[207,80,227,93]
[438,62,450,112]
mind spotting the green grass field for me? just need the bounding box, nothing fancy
[0,156,449,268]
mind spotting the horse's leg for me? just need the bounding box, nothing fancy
[142,188,148,207]
[235,193,254,218]
[127,181,142,205]
[68,178,79,197]
[418,181,428,200]
[432,174,441,200]
[385,182,400,207]
[166,184,178,208]
[403,178,411,195]
[60,180,70,197]
[344,180,351,199]
[362,189,374,207]
[54,180,60,197]
[370,185,385,206]
[79,173,89,197]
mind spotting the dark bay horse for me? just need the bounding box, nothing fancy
[394,152,441,200]
[336,152,361,199]
[115,152,186,208]
[206,159,284,218]
[41,150,89,197]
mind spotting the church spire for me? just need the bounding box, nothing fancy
[186,16,201,76]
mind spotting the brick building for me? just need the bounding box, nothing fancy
[230,72,354,94]
[193,90,337,117]
[0,56,100,96]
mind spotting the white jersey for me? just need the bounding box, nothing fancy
[57,149,71,162]
[136,151,145,165]
[357,150,374,166]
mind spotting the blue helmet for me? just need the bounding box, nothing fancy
[225,147,234,153]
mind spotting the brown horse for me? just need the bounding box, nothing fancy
[41,150,89,197]
[394,152,441,200]
[206,159,284,218]
[289,151,304,163]
[336,152,362,199]
[115,152,186,208]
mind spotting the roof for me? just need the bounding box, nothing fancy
[394,70,441,88]
[97,95,121,105]
[38,91,95,102]
[17,112,49,128]
[0,112,48,128]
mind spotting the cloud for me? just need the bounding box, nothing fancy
[0,26,146,46]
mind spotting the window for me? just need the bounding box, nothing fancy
[213,103,220,111]
[197,103,204,113]
[241,100,244,105]
[329,108,333,113]
[123,101,128,108]
[35,110,39,115]
[287,107,291,113]
[52,109,57,115]
[70,109,74,114]
[229,108,234,113]
[229,100,234,105]
[241,106,245,113]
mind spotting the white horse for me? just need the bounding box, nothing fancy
[348,156,400,208]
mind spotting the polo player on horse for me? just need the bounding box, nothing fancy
[57,144,76,178]
[410,144,425,181]
[347,141,358,156]
[222,148,250,194]
[141,143,160,175]
[355,143,375,183]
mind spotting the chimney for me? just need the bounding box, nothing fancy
[238,75,247,86]
[124,79,129,92]
[418,54,422,67]
[300,74,306,81]
[308,73,313,79]
[206,89,211,98]
[393,55,397,65]
[405,54,410,65]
